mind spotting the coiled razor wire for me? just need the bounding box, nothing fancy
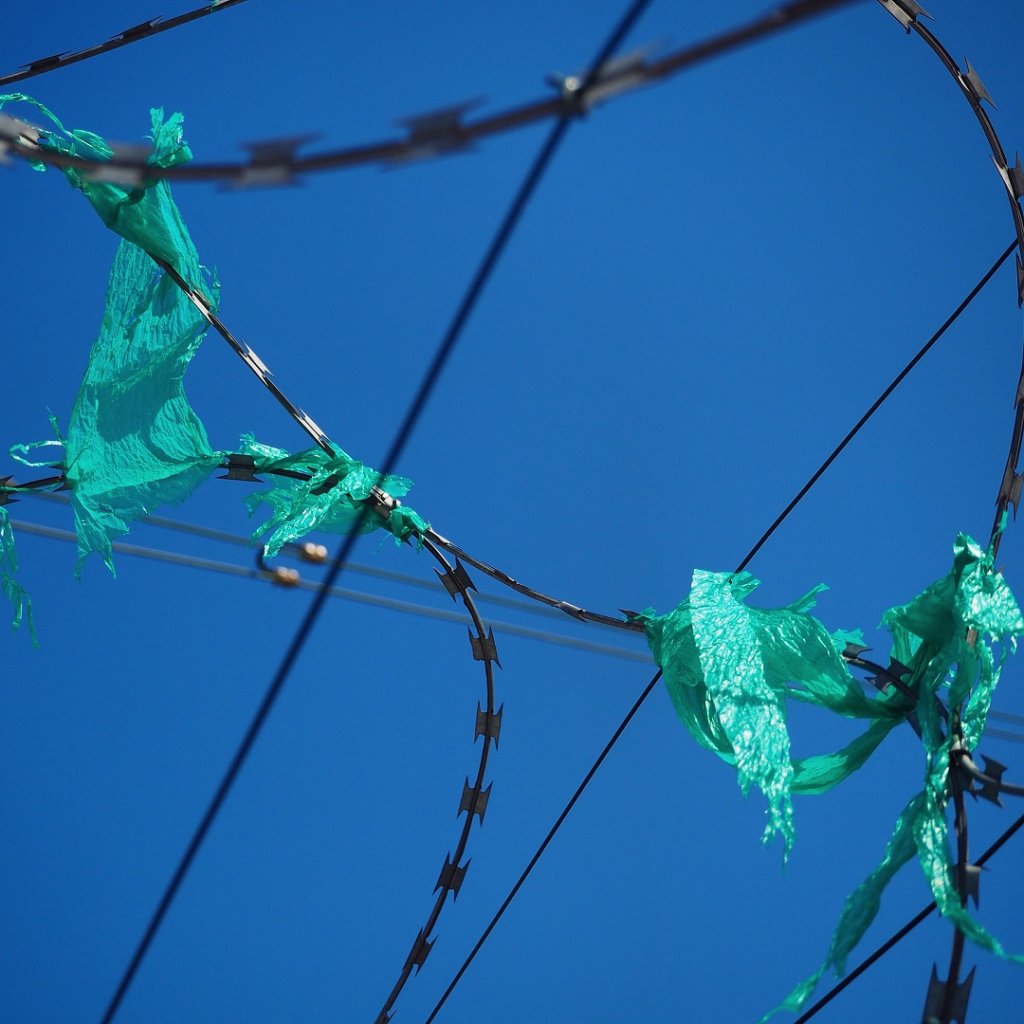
[3,0,1024,1021]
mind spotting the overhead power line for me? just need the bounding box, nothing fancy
[10,519,650,663]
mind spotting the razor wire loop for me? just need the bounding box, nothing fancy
[0,0,250,88]
[3,0,1024,1020]
[371,537,501,1024]
[0,0,864,186]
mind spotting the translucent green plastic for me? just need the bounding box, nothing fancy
[637,571,905,857]
[767,533,1024,1019]
[3,100,223,574]
[239,436,429,556]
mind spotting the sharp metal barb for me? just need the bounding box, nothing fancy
[922,965,975,1024]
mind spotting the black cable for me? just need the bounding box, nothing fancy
[422,668,663,1024]
[792,810,1024,1023]
[735,239,1018,574]
[96,2,655,1019]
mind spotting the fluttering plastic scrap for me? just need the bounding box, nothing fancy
[635,571,907,858]
[0,506,34,643]
[766,532,1024,1020]
[2,96,223,575]
[239,436,429,557]
[1,96,427,592]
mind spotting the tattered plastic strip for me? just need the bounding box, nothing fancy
[0,506,34,642]
[239,436,429,557]
[636,573,907,858]
[0,97,225,574]
[767,532,1024,1019]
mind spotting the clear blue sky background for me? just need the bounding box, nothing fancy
[3,2,1024,1021]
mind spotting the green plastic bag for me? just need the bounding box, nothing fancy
[0,506,34,643]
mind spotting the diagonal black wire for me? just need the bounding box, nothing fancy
[422,667,663,1024]
[96,2,655,1021]
[792,809,1024,1023]
[735,238,1018,574]
[419,238,1015,1021]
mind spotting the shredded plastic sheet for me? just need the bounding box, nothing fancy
[0,94,201,276]
[636,572,906,858]
[767,533,1024,1020]
[1,99,223,575]
[240,436,429,556]
[0,507,34,643]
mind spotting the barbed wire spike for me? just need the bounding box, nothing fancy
[922,964,975,1024]
[404,929,435,974]
[962,863,982,908]
[235,133,321,188]
[458,779,493,825]
[992,153,1024,203]
[435,559,477,600]
[0,477,18,506]
[434,855,470,900]
[113,18,163,43]
[468,627,501,666]
[391,100,481,163]
[961,59,996,108]
[475,703,503,748]
[978,755,1008,805]
[218,454,262,483]
[21,53,69,75]
[876,0,931,32]
[997,463,1023,515]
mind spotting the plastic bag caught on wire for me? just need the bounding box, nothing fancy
[769,533,1024,1020]
[239,436,429,557]
[0,98,224,573]
[635,570,906,859]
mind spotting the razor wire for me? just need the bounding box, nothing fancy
[0,0,862,188]
[2,0,1023,1021]
[0,0,249,88]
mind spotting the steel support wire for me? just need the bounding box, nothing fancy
[0,1,249,87]
[0,0,862,186]
[96,2,655,1019]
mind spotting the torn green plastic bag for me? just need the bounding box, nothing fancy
[0,506,34,643]
[0,97,224,574]
[768,533,1024,1021]
[239,436,429,557]
[636,571,907,857]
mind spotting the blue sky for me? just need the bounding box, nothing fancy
[3,2,1024,1022]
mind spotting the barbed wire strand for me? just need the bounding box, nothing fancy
[0,0,862,186]
[95,1,656,1020]
[0,0,249,88]
[422,667,663,1024]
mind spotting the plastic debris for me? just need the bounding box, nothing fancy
[240,435,428,557]
[768,533,1024,1019]
[0,506,34,643]
[636,572,906,858]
